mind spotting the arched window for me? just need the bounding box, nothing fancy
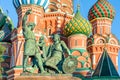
[93,55,96,64]
[100,26,102,35]
[110,40,116,44]
[100,47,102,51]
[94,28,96,34]
[96,47,98,51]
[48,28,51,36]
[116,56,118,66]
[87,41,92,46]
[97,39,105,44]
[75,40,77,46]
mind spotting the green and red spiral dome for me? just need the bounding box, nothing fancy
[88,0,115,21]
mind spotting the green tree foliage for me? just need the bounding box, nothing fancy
[0,44,6,76]
[0,44,6,55]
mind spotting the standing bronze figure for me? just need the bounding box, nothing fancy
[22,9,45,73]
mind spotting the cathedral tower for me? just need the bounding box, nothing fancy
[11,0,49,66]
[87,0,119,71]
[8,0,74,79]
[64,5,92,77]
[8,0,49,79]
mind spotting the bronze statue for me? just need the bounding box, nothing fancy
[22,9,45,73]
[45,34,71,73]
[38,35,47,61]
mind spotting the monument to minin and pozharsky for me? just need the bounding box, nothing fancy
[0,0,120,80]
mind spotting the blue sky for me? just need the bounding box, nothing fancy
[0,0,120,74]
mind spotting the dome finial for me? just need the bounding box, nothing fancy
[75,4,81,17]
[76,0,80,13]
[77,4,80,11]
[77,0,80,11]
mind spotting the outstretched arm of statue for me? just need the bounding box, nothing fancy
[22,9,32,28]
[61,41,71,55]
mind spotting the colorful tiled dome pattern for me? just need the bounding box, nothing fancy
[64,7,92,37]
[88,0,115,21]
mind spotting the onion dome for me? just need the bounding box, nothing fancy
[13,0,49,9]
[64,5,92,37]
[0,10,7,28]
[88,0,115,21]
[0,8,14,41]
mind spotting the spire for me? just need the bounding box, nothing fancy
[92,49,119,77]
[75,0,81,16]
[77,4,80,11]
[75,4,81,18]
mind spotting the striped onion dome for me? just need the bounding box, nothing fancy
[13,0,49,9]
[64,6,92,37]
[88,0,115,21]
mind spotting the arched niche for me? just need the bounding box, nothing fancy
[109,38,118,45]
[72,50,81,56]
[87,40,92,46]
[95,38,106,44]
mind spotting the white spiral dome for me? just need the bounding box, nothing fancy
[13,0,49,9]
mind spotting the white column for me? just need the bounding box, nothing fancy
[93,55,96,65]
[34,15,37,25]
[116,56,118,66]
[57,17,61,34]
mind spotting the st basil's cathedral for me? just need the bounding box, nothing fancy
[0,0,120,79]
